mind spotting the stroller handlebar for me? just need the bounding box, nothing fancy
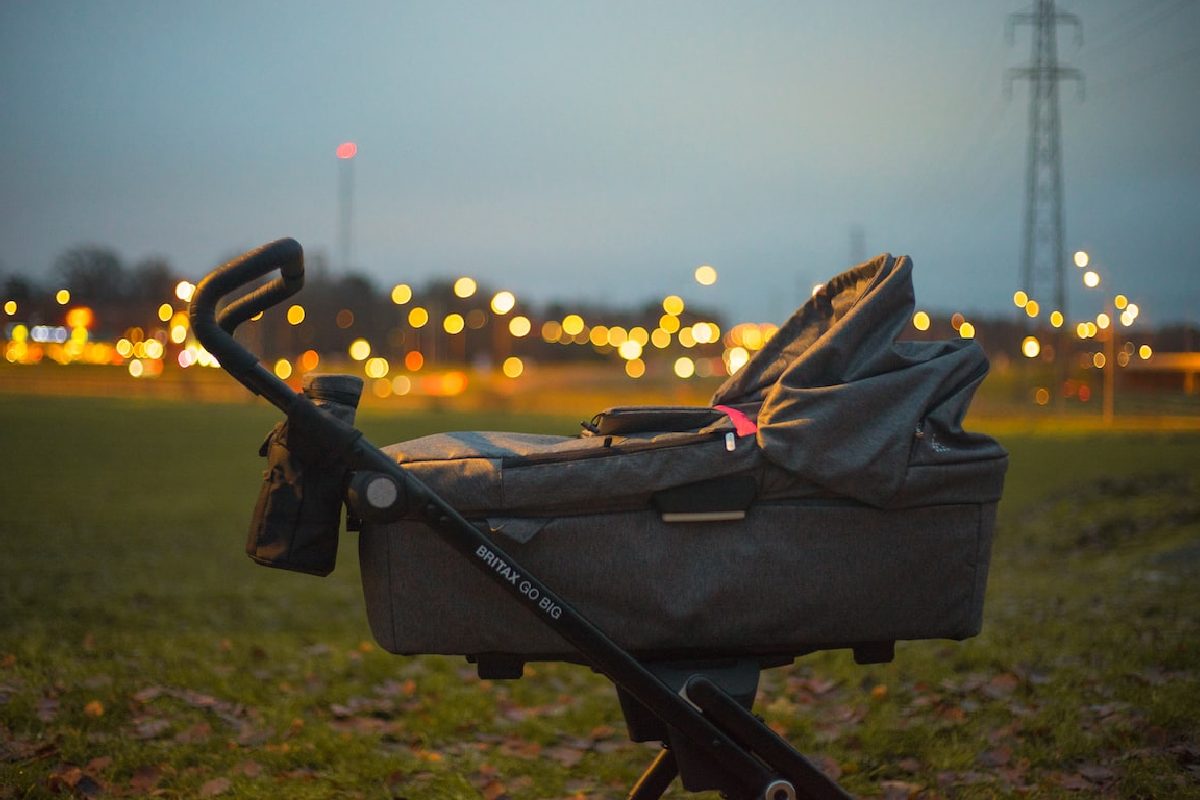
[189,237,305,412]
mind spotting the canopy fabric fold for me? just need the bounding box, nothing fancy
[712,253,1005,506]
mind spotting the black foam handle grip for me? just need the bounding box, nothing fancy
[189,238,305,409]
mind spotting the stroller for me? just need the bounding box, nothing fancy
[191,239,1006,800]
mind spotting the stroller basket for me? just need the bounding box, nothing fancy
[192,239,1006,800]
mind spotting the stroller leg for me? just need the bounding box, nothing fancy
[685,677,851,800]
[627,748,679,800]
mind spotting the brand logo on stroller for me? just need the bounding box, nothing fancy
[475,545,562,619]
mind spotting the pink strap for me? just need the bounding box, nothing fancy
[714,405,758,437]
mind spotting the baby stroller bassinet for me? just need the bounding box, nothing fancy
[359,251,1005,663]
[191,239,1006,800]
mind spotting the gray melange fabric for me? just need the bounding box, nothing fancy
[712,253,1006,507]
[358,253,1008,658]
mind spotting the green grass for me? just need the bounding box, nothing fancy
[1,395,1198,798]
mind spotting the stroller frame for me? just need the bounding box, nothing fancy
[191,237,865,800]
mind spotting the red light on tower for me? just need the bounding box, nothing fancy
[336,141,357,160]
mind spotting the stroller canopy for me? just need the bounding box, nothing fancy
[713,253,1004,507]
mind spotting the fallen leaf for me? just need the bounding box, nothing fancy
[1078,764,1116,783]
[199,776,231,796]
[128,765,162,792]
[85,755,113,772]
[545,745,585,767]
[481,779,508,800]
[36,697,59,723]
[880,780,924,800]
[174,722,212,744]
[83,700,105,718]
[978,746,1012,767]
[132,686,164,704]
[132,717,171,740]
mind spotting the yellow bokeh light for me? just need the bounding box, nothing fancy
[912,311,930,331]
[1114,294,1128,310]
[1073,250,1089,268]
[589,325,609,347]
[662,295,684,316]
[606,326,628,347]
[959,321,976,339]
[128,359,144,378]
[453,277,477,298]
[175,281,195,302]
[502,356,524,378]
[408,307,429,328]
[170,325,187,344]
[694,265,717,286]
[349,338,371,361]
[157,303,173,322]
[625,358,646,379]
[56,289,70,305]
[690,322,713,345]
[1083,270,1100,288]
[674,357,696,379]
[725,346,749,374]
[1086,321,1098,338]
[1096,313,1110,330]
[490,291,516,315]
[678,327,696,348]
[143,339,164,359]
[392,375,412,395]
[659,314,680,334]
[287,304,305,325]
[561,314,584,336]
[274,358,293,380]
[1126,303,1139,319]
[541,320,562,342]
[1120,310,1134,327]
[1012,291,1028,308]
[1050,310,1064,328]
[651,328,671,348]
[373,378,392,399]
[391,284,412,305]
[1025,300,1040,318]
[365,357,390,379]
[509,316,531,337]
[443,313,465,334]
[1035,387,1050,406]
[1076,322,1090,339]
[629,326,649,346]
[618,340,643,360]
[1138,344,1152,360]
[3,300,15,316]
[115,338,133,357]
[1092,352,1106,369]
[1021,336,1041,358]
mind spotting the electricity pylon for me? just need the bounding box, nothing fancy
[1008,0,1083,321]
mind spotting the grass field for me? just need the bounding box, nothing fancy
[1,394,1198,799]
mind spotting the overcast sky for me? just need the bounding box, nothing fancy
[2,1,1197,325]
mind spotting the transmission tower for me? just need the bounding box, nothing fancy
[1008,0,1083,319]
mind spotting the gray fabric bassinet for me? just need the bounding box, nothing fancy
[358,254,1007,661]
